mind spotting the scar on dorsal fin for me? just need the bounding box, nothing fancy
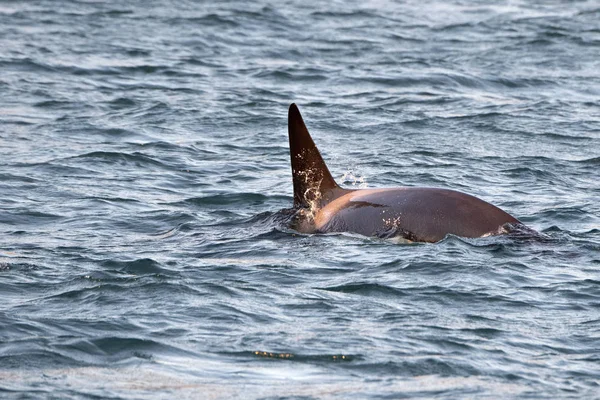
[288,103,350,208]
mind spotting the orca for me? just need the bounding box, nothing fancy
[287,103,523,243]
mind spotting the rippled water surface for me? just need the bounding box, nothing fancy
[1,1,599,398]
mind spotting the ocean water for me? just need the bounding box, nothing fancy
[1,0,599,398]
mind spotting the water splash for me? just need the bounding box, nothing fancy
[340,170,368,189]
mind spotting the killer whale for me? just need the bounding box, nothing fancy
[287,103,522,243]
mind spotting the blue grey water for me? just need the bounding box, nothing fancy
[1,0,599,398]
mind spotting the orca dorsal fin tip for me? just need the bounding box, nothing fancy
[287,103,342,208]
[288,103,301,120]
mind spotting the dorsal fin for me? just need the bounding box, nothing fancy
[288,103,348,208]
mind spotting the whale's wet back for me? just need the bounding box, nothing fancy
[316,188,521,242]
[287,104,523,242]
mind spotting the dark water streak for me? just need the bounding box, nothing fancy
[1,0,599,399]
